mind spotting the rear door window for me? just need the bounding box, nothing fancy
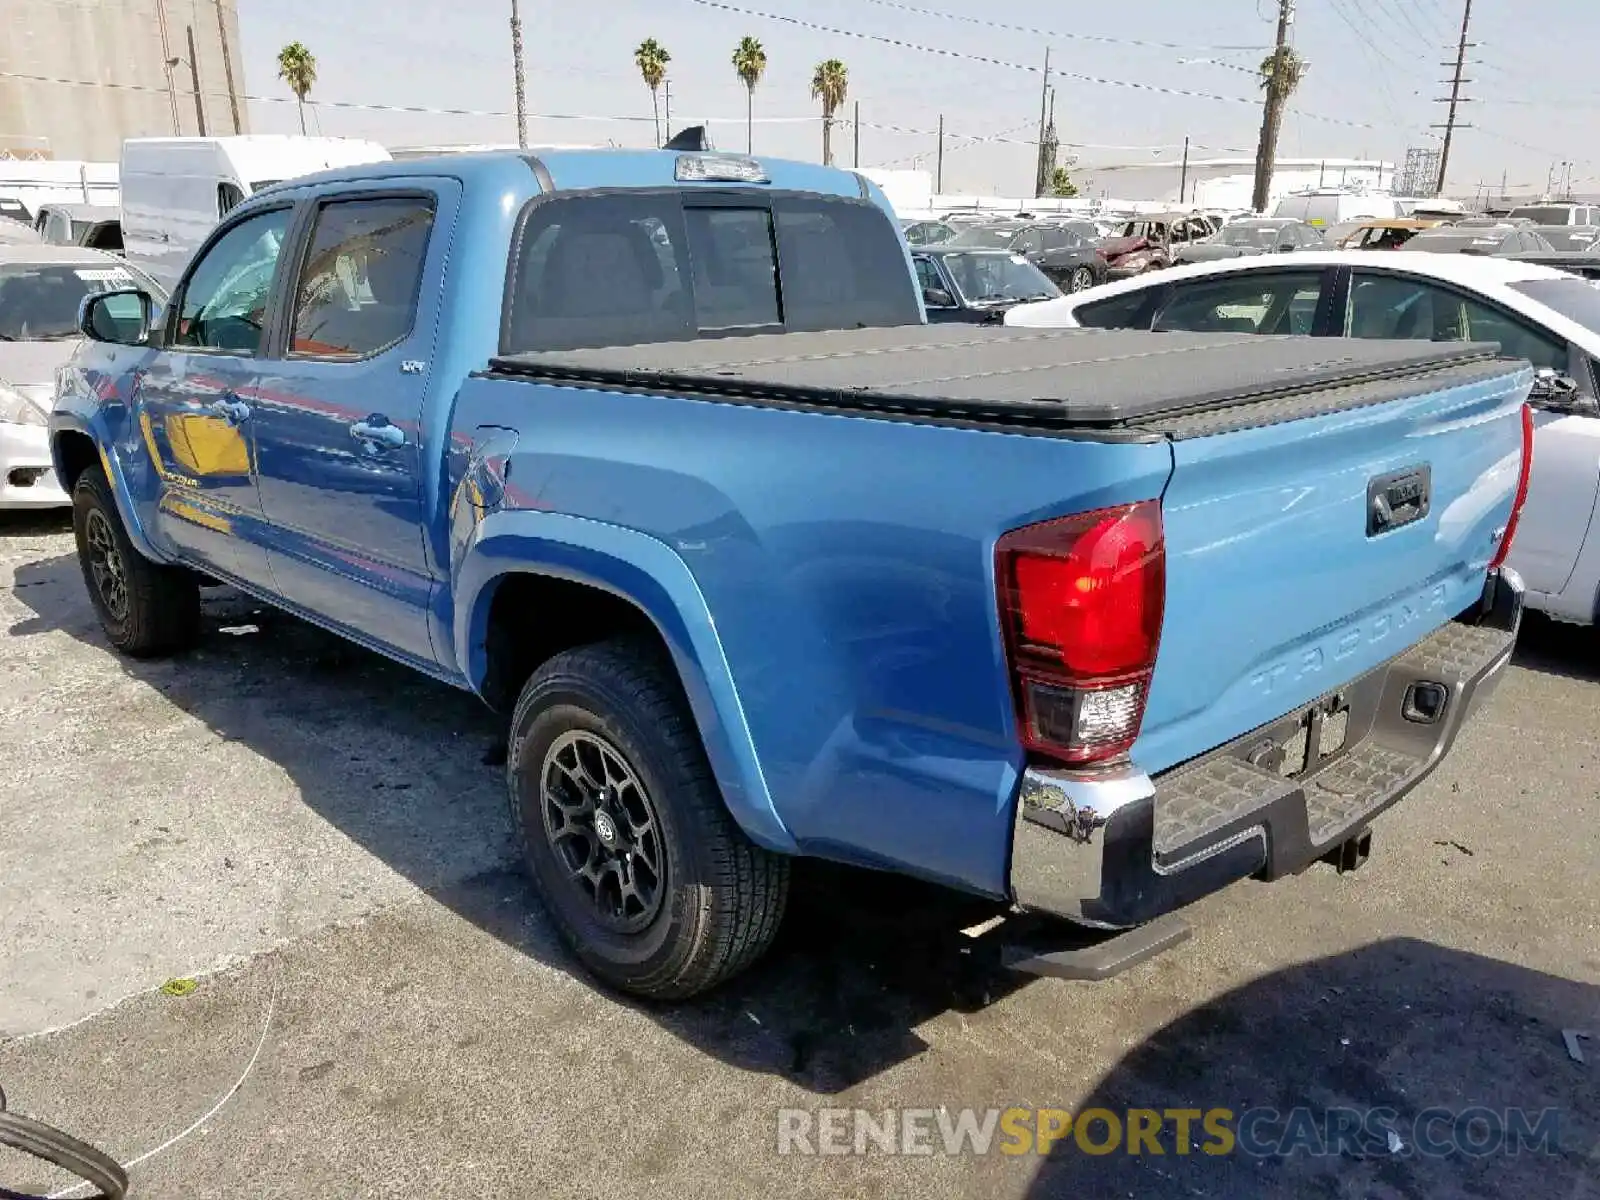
[503,190,919,352]
[1347,271,1568,369]
[1458,296,1567,370]
[1153,271,1324,335]
[288,196,435,358]
[1346,274,1456,340]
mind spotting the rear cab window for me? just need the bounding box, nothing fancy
[501,189,920,353]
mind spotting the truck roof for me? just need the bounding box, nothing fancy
[251,148,876,202]
[492,326,1507,435]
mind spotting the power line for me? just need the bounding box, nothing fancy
[1324,0,1417,130]
[853,0,1269,54]
[687,0,1377,128]
[1369,0,1439,52]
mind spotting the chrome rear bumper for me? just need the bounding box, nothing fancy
[1010,568,1523,930]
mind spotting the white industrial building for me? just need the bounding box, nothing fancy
[1082,157,1398,209]
[0,0,249,162]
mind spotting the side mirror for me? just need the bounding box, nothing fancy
[79,289,153,346]
[1529,367,1597,415]
[922,286,956,309]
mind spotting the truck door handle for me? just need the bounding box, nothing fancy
[208,397,250,424]
[350,419,405,449]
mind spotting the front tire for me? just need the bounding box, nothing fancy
[507,638,790,999]
[71,467,200,657]
[1069,266,1095,292]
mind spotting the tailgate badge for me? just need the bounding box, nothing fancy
[1367,466,1431,537]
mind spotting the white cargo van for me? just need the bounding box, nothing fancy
[121,136,391,290]
[1270,188,1401,228]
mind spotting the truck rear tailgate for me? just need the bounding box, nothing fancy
[1135,360,1528,775]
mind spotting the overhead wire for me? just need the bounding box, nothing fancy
[850,0,1269,54]
[687,0,1376,128]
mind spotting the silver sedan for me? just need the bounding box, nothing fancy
[0,245,164,509]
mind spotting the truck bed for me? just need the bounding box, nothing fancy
[489,326,1508,438]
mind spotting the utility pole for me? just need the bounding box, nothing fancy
[1034,46,1051,197]
[1179,135,1190,204]
[1251,0,1295,213]
[215,0,242,133]
[184,25,206,135]
[853,100,860,168]
[936,114,944,192]
[510,0,529,149]
[1433,0,1474,196]
[664,80,672,143]
[154,0,181,134]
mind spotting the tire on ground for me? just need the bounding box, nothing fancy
[71,466,201,657]
[507,637,790,999]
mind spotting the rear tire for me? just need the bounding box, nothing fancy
[71,467,200,657]
[507,637,790,999]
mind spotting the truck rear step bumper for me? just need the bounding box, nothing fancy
[1009,567,1523,932]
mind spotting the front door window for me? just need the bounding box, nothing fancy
[170,208,293,353]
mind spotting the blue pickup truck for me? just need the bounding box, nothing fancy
[52,150,1531,998]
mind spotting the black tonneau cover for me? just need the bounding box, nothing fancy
[488,326,1509,433]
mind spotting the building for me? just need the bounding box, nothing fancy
[0,0,248,162]
[1080,157,1398,209]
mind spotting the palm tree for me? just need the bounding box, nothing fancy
[732,37,767,154]
[635,39,671,148]
[810,58,848,166]
[276,42,318,136]
[1251,46,1307,212]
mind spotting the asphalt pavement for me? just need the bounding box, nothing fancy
[1,510,1596,1199]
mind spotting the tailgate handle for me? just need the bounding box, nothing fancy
[1367,466,1431,537]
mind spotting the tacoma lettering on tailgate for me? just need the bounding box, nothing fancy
[1249,583,1450,697]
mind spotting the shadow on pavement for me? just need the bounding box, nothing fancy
[8,553,1021,1094]
[1024,938,1599,1199]
[1511,612,1600,684]
[0,509,72,539]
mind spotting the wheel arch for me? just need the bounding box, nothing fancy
[49,419,166,563]
[454,511,795,854]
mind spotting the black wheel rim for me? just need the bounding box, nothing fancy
[84,509,129,622]
[540,730,665,933]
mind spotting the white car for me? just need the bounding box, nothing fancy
[0,244,165,509]
[1007,251,1600,625]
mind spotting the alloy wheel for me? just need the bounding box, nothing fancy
[539,729,665,933]
[84,509,129,622]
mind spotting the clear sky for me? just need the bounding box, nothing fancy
[234,0,1597,197]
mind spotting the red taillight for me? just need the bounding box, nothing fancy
[997,501,1166,765]
[1489,402,1535,570]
